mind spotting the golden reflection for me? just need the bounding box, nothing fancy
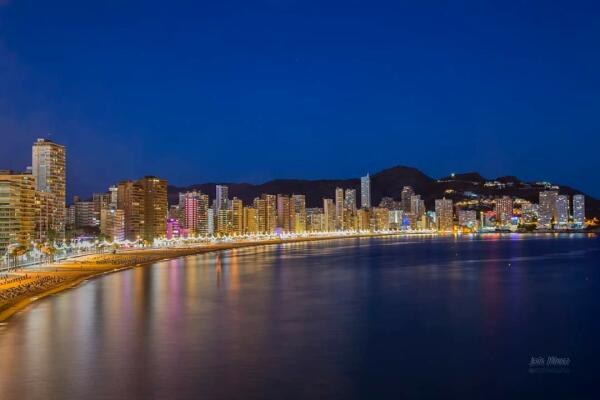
[215,255,222,288]
[228,249,240,293]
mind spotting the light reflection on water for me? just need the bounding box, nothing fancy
[0,235,599,399]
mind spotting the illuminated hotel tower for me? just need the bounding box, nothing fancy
[117,180,145,241]
[345,189,357,212]
[183,192,199,233]
[140,176,168,241]
[494,196,513,226]
[335,187,344,230]
[0,171,36,253]
[264,194,277,233]
[197,193,209,236]
[555,195,569,229]
[231,197,243,235]
[401,186,414,213]
[435,198,454,232]
[277,194,291,232]
[573,195,585,228]
[323,198,335,231]
[118,176,167,241]
[360,174,371,209]
[291,194,306,233]
[32,138,66,236]
[538,191,558,229]
[216,185,229,211]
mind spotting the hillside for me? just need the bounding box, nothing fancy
[168,166,600,218]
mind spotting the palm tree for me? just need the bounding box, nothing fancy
[7,244,28,269]
[41,244,57,263]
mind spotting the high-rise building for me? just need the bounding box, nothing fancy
[345,189,357,212]
[197,193,209,236]
[74,200,95,228]
[0,171,36,253]
[538,191,558,229]
[140,176,168,241]
[360,174,371,209]
[183,192,199,233]
[108,185,118,207]
[66,204,76,228]
[117,180,145,241]
[217,209,232,235]
[92,193,110,226]
[388,210,403,230]
[371,207,390,231]
[254,197,266,233]
[100,208,125,241]
[573,195,585,228]
[34,191,53,241]
[291,194,306,233]
[555,195,569,229]
[263,194,277,233]
[253,195,277,234]
[495,196,513,226]
[181,191,209,235]
[207,208,214,235]
[277,194,291,232]
[118,176,167,241]
[32,138,66,236]
[216,185,229,211]
[401,186,414,213]
[521,202,539,224]
[410,194,425,219]
[323,198,335,232]
[306,208,324,232]
[231,197,243,235]
[243,206,257,234]
[357,208,370,231]
[435,198,454,232]
[335,188,344,230]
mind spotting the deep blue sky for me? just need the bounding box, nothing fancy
[1,0,599,198]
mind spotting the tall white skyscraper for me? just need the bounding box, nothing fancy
[207,208,215,234]
[360,174,371,209]
[215,185,229,211]
[555,195,569,229]
[495,196,513,227]
[573,195,585,228]
[538,191,558,229]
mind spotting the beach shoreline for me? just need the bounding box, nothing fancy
[0,230,596,323]
[0,232,432,323]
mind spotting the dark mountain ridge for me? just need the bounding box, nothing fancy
[168,165,600,218]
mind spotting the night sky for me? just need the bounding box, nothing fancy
[1,0,599,199]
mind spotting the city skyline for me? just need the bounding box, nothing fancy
[3,134,600,204]
[1,2,600,198]
[2,138,593,256]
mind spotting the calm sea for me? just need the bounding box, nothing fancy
[0,234,599,399]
